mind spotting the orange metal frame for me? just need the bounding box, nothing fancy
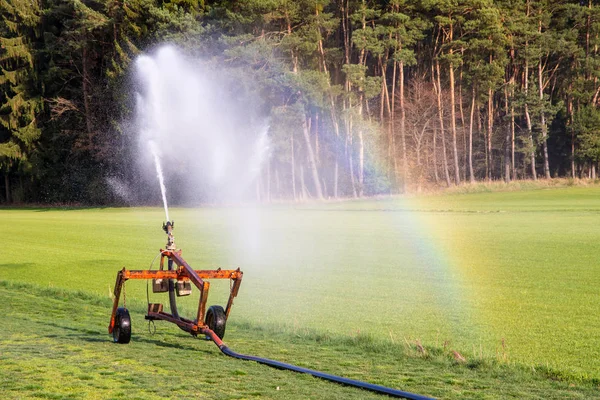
[108,249,243,336]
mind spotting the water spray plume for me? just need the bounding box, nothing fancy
[133,45,271,205]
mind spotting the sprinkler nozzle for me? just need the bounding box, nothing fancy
[162,221,174,234]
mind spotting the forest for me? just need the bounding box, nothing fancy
[2,0,600,204]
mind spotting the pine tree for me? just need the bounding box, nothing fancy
[573,105,600,172]
[0,0,42,203]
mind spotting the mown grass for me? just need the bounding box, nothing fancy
[1,186,600,397]
[305,186,600,379]
[412,186,600,380]
[1,280,598,399]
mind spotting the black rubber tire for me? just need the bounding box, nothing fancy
[205,305,226,340]
[113,307,131,344]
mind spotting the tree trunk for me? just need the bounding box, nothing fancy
[416,141,423,192]
[334,161,338,198]
[4,173,10,204]
[357,90,365,197]
[82,45,93,143]
[314,114,320,164]
[342,0,357,198]
[504,86,511,183]
[345,99,358,198]
[355,6,367,197]
[449,60,460,185]
[302,117,323,199]
[458,58,467,181]
[448,23,460,185]
[300,165,307,199]
[382,53,395,188]
[291,131,297,201]
[510,86,516,180]
[435,61,451,187]
[379,55,386,122]
[509,48,517,181]
[487,88,493,181]
[567,85,575,179]
[317,26,340,197]
[469,87,475,183]
[433,128,439,183]
[431,63,439,183]
[399,60,408,193]
[538,61,551,179]
[524,55,537,180]
[341,0,351,65]
[571,137,575,179]
[389,58,396,182]
[358,124,364,197]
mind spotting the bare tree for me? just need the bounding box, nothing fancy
[404,78,438,191]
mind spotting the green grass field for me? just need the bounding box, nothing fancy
[2,186,600,398]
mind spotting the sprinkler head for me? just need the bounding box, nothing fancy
[162,221,174,234]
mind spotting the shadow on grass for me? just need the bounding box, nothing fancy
[68,335,108,343]
[0,262,35,269]
[32,207,113,212]
[0,206,114,212]
[135,336,215,355]
[44,322,105,337]
[43,319,215,355]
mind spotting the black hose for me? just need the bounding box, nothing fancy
[217,344,435,400]
[167,259,179,319]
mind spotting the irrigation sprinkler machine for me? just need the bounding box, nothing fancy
[108,221,241,344]
[108,222,432,400]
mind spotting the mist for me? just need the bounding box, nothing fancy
[122,45,271,206]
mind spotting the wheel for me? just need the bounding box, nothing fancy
[113,307,131,344]
[205,305,226,340]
